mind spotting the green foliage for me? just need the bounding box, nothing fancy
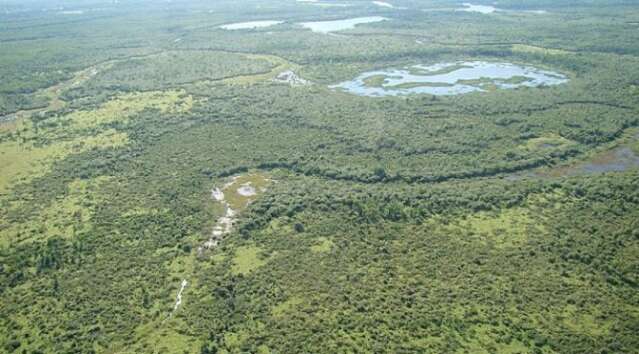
[231,245,267,275]
[70,51,276,94]
[0,1,638,353]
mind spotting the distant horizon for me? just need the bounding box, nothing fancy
[1,0,638,353]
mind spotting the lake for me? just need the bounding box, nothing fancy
[330,61,568,97]
[299,16,388,33]
[459,3,496,14]
[220,21,283,30]
[577,148,639,174]
[457,3,547,15]
[373,1,394,8]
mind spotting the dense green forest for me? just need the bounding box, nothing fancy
[0,0,638,353]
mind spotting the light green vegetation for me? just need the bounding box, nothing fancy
[453,207,539,248]
[60,90,193,129]
[221,54,296,86]
[457,77,499,87]
[310,237,334,253]
[455,323,538,354]
[0,129,127,193]
[271,296,303,317]
[631,136,639,155]
[561,304,611,337]
[512,44,574,56]
[132,318,202,354]
[231,245,267,275]
[530,129,639,178]
[0,176,111,248]
[502,75,532,85]
[362,74,388,87]
[0,90,190,193]
[520,134,576,152]
[222,173,270,211]
[391,81,454,89]
[409,64,472,76]
[432,192,569,249]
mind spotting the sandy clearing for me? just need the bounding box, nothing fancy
[273,70,310,86]
[211,187,225,201]
[237,183,257,197]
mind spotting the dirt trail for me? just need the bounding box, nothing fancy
[199,177,240,253]
[164,175,268,322]
[173,279,188,311]
[273,70,311,86]
[199,174,270,254]
[164,279,188,321]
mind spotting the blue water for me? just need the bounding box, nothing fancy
[578,148,639,174]
[299,16,388,33]
[330,61,568,97]
[220,21,283,30]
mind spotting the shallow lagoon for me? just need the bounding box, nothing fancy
[373,1,394,8]
[459,3,496,14]
[577,148,639,174]
[220,21,283,30]
[299,16,387,33]
[330,61,568,97]
[457,3,547,15]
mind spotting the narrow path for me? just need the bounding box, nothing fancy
[199,176,242,253]
[172,279,188,312]
[165,176,249,322]
[164,279,188,322]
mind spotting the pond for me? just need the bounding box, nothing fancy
[508,132,639,180]
[576,148,639,175]
[373,1,394,8]
[457,3,547,15]
[299,16,388,33]
[220,20,283,30]
[297,0,352,7]
[330,61,568,97]
[458,3,496,14]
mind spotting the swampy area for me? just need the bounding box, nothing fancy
[0,1,638,353]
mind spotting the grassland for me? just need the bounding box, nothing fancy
[222,173,270,211]
[231,245,267,275]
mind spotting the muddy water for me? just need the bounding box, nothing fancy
[572,147,639,175]
[508,133,639,180]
